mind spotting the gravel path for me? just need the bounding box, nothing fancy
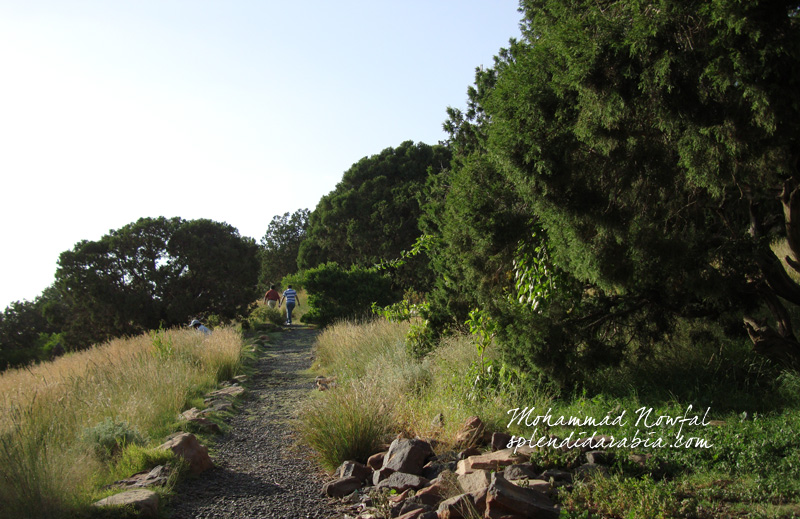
[168,326,341,519]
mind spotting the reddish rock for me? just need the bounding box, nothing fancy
[397,508,427,519]
[415,480,449,507]
[335,460,372,484]
[158,433,213,474]
[491,432,513,452]
[388,488,412,503]
[485,472,558,519]
[456,448,531,475]
[455,416,485,447]
[368,451,386,470]
[457,446,481,460]
[322,476,362,498]
[437,493,478,519]
[457,469,492,494]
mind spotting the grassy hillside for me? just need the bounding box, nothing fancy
[0,326,244,519]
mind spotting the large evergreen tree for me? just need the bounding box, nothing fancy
[299,141,451,289]
[426,0,800,383]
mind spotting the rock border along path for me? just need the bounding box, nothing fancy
[168,326,340,519]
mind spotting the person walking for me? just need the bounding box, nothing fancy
[280,285,299,325]
[263,285,280,308]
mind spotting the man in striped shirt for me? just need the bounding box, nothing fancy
[280,285,299,325]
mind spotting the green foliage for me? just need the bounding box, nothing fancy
[246,304,285,328]
[301,263,399,327]
[113,444,183,484]
[299,141,451,290]
[149,328,174,360]
[81,419,146,461]
[259,209,309,289]
[298,385,394,471]
[53,217,260,350]
[423,0,800,386]
[0,295,60,370]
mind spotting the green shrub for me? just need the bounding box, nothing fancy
[81,419,146,461]
[247,304,285,328]
[298,384,394,471]
[301,262,399,327]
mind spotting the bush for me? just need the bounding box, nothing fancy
[246,304,285,328]
[301,263,399,327]
[298,383,394,471]
[81,418,146,461]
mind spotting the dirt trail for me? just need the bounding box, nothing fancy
[168,326,340,519]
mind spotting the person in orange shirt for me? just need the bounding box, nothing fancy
[263,285,280,308]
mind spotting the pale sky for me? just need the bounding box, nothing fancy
[0,0,521,309]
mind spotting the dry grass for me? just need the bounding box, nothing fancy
[0,326,243,518]
[306,318,549,464]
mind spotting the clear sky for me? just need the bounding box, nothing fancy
[0,0,522,309]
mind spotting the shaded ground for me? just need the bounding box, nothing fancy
[168,326,340,519]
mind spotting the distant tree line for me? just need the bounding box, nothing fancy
[1,217,260,368]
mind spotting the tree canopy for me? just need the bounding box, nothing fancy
[298,140,451,289]
[423,0,800,383]
[54,216,259,349]
[259,209,309,288]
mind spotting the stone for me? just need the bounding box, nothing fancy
[485,472,559,519]
[207,385,245,398]
[491,432,513,452]
[93,489,159,518]
[186,416,222,434]
[315,375,337,390]
[455,416,485,447]
[574,463,610,479]
[397,501,431,517]
[382,438,435,476]
[387,488,412,503]
[456,446,481,460]
[323,476,362,498]
[457,469,492,494]
[157,433,213,474]
[456,448,530,475]
[180,407,203,420]
[507,478,553,497]
[541,469,572,483]
[396,508,427,519]
[376,471,430,492]
[367,451,386,470]
[422,459,457,481]
[335,460,372,484]
[437,493,478,519]
[504,463,539,481]
[372,466,396,485]
[586,450,614,465]
[110,465,171,489]
[233,374,247,383]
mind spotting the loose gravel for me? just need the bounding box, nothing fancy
[168,326,341,519]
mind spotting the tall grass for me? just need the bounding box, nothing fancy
[303,318,546,465]
[0,326,243,519]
